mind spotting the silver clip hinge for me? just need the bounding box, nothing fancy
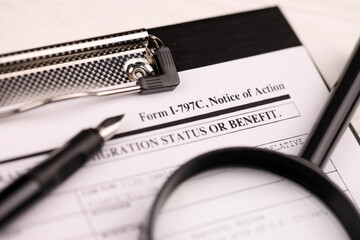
[0,45,180,119]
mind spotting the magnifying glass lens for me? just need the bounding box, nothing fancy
[153,167,349,240]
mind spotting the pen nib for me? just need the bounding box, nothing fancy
[97,115,124,141]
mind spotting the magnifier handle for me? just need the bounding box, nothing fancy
[300,39,360,168]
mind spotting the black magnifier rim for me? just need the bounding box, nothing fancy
[140,147,360,240]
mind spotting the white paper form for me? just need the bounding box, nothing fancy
[154,168,350,240]
[0,46,359,239]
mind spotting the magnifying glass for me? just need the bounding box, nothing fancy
[140,40,360,240]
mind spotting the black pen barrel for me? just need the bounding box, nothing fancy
[0,176,42,227]
[31,129,103,191]
[300,39,360,168]
[0,129,103,228]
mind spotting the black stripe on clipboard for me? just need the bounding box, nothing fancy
[149,7,301,72]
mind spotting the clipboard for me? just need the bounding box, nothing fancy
[0,7,360,240]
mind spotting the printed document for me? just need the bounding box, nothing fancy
[0,46,359,239]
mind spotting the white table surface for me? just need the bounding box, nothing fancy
[0,0,359,134]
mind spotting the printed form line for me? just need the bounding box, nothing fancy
[0,94,291,164]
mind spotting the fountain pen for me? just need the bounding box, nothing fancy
[0,115,124,229]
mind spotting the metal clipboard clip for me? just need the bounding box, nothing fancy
[0,30,180,118]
